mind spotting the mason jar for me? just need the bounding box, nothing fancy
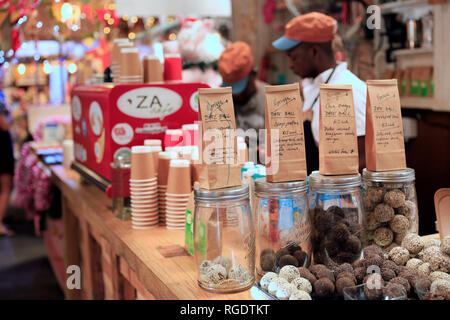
[194,185,255,293]
[362,168,419,253]
[254,179,311,277]
[309,171,365,268]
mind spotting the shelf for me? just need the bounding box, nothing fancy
[393,47,434,69]
[392,47,434,57]
[400,96,435,109]
[380,0,431,13]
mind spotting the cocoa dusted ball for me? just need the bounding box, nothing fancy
[279,254,299,268]
[336,277,356,297]
[260,248,275,259]
[384,190,406,208]
[399,269,420,288]
[382,260,397,270]
[314,278,335,298]
[383,282,406,299]
[353,267,366,284]
[364,245,385,259]
[344,235,362,254]
[389,215,410,234]
[374,227,394,247]
[381,267,396,281]
[416,277,432,293]
[326,206,345,221]
[275,247,290,264]
[390,276,411,294]
[260,254,275,272]
[330,223,351,243]
[335,252,359,264]
[383,243,399,255]
[353,258,369,270]
[298,267,317,285]
[374,204,395,223]
[394,265,409,277]
[309,264,329,278]
[337,271,357,284]
[286,241,302,255]
[313,208,333,233]
[366,254,384,267]
[325,240,340,257]
[293,250,307,267]
[315,268,335,283]
[335,263,354,275]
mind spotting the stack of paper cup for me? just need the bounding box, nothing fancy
[144,139,162,147]
[130,146,158,230]
[148,145,162,174]
[112,39,133,83]
[157,151,177,225]
[118,47,143,83]
[165,159,191,229]
[164,129,183,147]
[182,124,199,146]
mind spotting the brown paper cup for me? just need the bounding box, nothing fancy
[148,146,162,174]
[143,55,164,83]
[166,159,191,194]
[120,47,143,81]
[131,146,155,180]
[158,152,177,186]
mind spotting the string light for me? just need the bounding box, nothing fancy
[128,32,136,40]
[72,25,79,31]
[68,63,78,74]
[17,64,26,75]
[169,33,176,41]
[108,3,115,10]
[122,15,129,21]
[131,16,138,23]
[107,18,114,25]
[34,54,40,61]
[103,27,111,34]
[43,61,52,74]
[36,21,43,28]
[53,25,60,33]
[104,13,111,20]
[61,3,73,21]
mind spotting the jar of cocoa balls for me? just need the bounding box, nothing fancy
[308,171,365,268]
[194,185,255,293]
[254,178,311,277]
[362,168,419,253]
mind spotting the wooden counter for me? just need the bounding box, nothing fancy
[49,164,252,300]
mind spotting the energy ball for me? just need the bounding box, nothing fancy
[399,269,419,288]
[430,279,450,296]
[345,235,362,254]
[364,273,384,300]
[330,223,351,243]
[441,236,450,255]
[383,282,406,299]
[389,215,410,234]
[279,265,300,283]
[276,282,295,300]
[353,259,369,270]
[353,267,366,284]
[260,272,277,290]
[394,265,409,277]
[423,246,441,263]
[327,206,345,221]
[279,254,299,268]
[313,208,333,233]
[424,239,441,249]
[228,265,250,283]
[374,227,394,247]
[383,243,399,255]
[314,278,335,298]
[406,258,423,271]
[268,277,288,295]
[384,190,406,208]
[291,277,312,294]
[389,246,410,266]
[429,252,449,272]
[366,187,384,203]
[260,248,275,259]
[417,262,431,276]
[199,260,213,274]
[397,200,416,218]
[381,267,396,281]
[336,277,356,297]
[293,250,307,267]
[364,245,385,259]
[275,247,290,264]
[430,271,450,282]
[213,256,232,273]
[325,240,340,257]
[390,276,411,294]
[401,233,424,254]
[365,212,380,231]
[364,198,375,211]
[286,241,302,254]
[309,264,330,278]
[374,204,395,223]
[382,260,397,270]
[335,263,354,275]
[315,268,335,283]
[337,271,357,284]
[260,253,275,272]
[298,267,317,285]
[395,232,407,245]
[289,290,312,300]
[416,277,432,294]
[205,264,227,284]
[366,254,384,267]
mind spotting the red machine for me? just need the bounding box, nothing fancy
[71,83,208,188]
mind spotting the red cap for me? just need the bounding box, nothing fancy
[218,41,254,83]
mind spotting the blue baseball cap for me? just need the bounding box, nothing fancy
[272,37,302,51]
[222,75,249,95]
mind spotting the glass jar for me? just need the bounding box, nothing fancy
[362,168,419,253]
[194,185,255,293]
[309,171,365,268]
[254,179,311,277]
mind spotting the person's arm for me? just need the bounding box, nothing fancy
[0,114,8,131]
[358,135,366,173]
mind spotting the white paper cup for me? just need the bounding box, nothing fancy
[130,178,157,183]
[132,224,158,230]
[131,212,159,217]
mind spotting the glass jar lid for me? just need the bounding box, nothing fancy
[194,185,249,202]
[309,171,361,189]
[362,168,415,183]
[255,178,307,196]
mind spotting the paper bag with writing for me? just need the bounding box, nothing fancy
[197,88,241,190]
[265,83,307,182]
[365,79,406,172]
[319,84,359,175]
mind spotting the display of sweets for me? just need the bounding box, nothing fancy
[362,169,419,252]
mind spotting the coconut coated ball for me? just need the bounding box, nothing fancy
[314,278,335,298]
[384,190,406,208]
[389,246,410,266]
[279,265,300,283]
[336,277,356,297]
[429,252,449,272]
[366,187,384,203]
[406,258,423,271]
[365,212,380,231]
[397,200,416,219]
[395,232,407,245]
[260,272,277,290]
[389,215,410,234]
[441,236,450,255]
[374,204,395,223]
[430,279,450,296]
[268,277,288,295]
[374,227,394,247]
[228,265,250,283]
[424,239,441,249]
[423,246,441,263]
[401,233,424,254]
[291,277,312,294]
[417,262,431,276]
[199,260,213,274]
[276,282,295,300]
[430,271,450,282]
[383,243,399,255]
[289,290,312,300]
[205,264,227,284]
[213,256,232,273]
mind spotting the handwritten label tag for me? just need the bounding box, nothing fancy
[197,87,241,190]
[319,84,359,175]
[265,83,307,182]
[365,79,406,171]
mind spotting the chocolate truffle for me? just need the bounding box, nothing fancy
[291,277,312,294]
[353,258,369,270]
[363,273,384,300]
[309,264,329,277]
[205,264,227,284]
[441,236,450,255]
[327,205,345,221]
[337,271,357,284]
[325,240,340,257]
[275,247,290,264]
[260,272,277,290]
[335,252,359,264]
[293,250,307,267]
[430,271,450,283]
[314,278,335,298]
[345,235,362,254]
[389,246,410,266]
[335,263,354,275]
[286,241,302,254]
[353,267,366,284]
[399,269,419,288]
[366,187,384,203]
[366,254,384,267]
[381,267,396,281]
[374,204,395,223]
[383,282,406,299]
[289,290,312,300]
[336,277,356,297]
[364,198,375,211]
[315,268,335,283]
[406,258,423,272]
[390,276,411,294]
[383,243,399,255]
[365,212,380,231]
[331,223,351,243]
[261,252,275,272]
[213,256,232,273]
[279,254,299,268]
[313,208,333,233]
[199,260,213,274]
[394,265,409,276]
[276,282,295,300]
[260,248,275,259]
[417,262,431,276]
[279,265,300,283]
[389,215,410,234]
[430,279,450,296]
[424,239,441,249]
[384,190,406,208]
[382,260,397,270]
[374,227,394,247]
[298,267,317,285]
[401,233,424,254]
[364,245,385,259]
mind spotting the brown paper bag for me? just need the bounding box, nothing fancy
[197,88,241,190]
[365,79,406,172]
[319,84,359,175]
[265,83,307,182]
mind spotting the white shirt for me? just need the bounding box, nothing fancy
[302,62,366,145]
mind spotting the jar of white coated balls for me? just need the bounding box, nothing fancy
[362,168,419,253]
